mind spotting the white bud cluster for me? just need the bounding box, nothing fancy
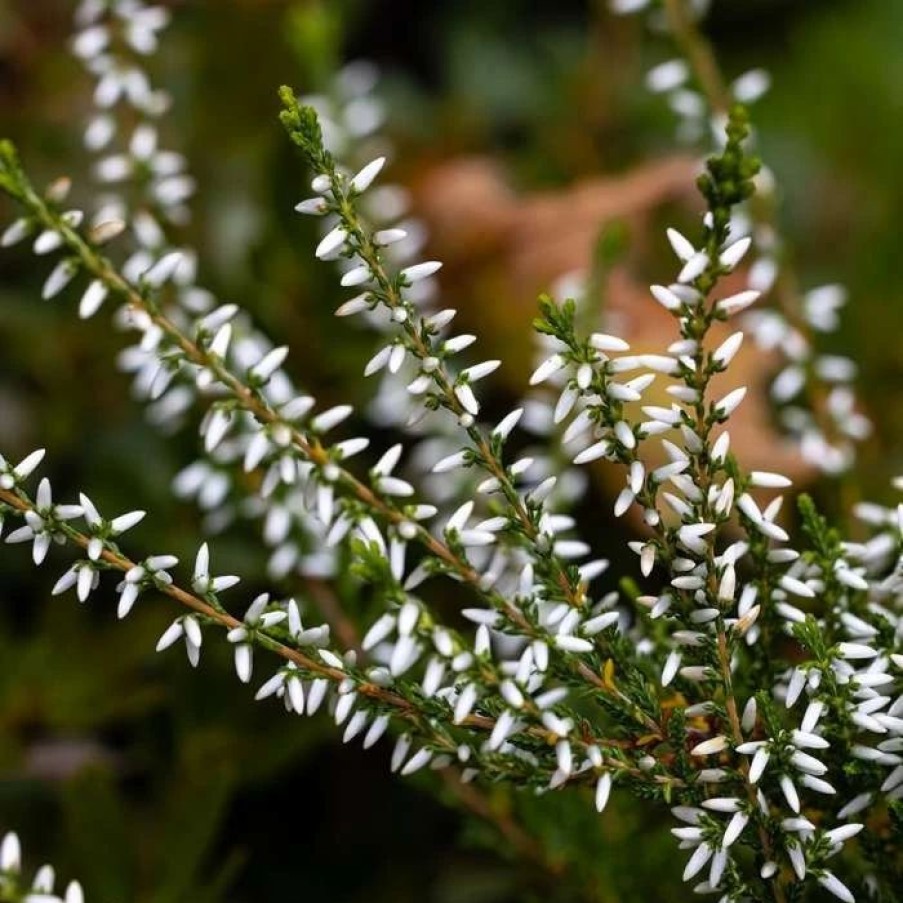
[615,0,870,477]
[0,831,84,903]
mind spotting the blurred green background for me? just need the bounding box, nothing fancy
[1,1,902,900]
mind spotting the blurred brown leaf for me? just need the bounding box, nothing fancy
[412,155,811,503]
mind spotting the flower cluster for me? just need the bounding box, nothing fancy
[0,2,900,901]
[615,0,870,475]
[0,832,83,903]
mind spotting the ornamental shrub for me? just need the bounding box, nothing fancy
[0,2,899,902]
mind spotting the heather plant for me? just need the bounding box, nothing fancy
[1,2,901,902]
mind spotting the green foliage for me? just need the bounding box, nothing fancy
[533,295,577,341]
[697,105,761,242]
[278,88,333,176]
[797,493,841,559]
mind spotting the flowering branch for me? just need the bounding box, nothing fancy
[1,449,679,803]
[632,0,871,477]
[0,129,674,771]
[1,4,901,900]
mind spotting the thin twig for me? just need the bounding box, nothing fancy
[0,484,663,783]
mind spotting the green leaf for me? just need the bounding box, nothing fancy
[61,768,135,901]
[149,753,237,903]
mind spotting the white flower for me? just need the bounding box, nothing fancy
[1,218,32,247]
[349,156,386,192]
[294,197,328,215]
[646,60,689,94]
[712,332,743,368]
[64,880,85,903]
[316,226,347,259]
[666,228,696,262]
[42,258,78,300]
[400,261,442,283]
[574,439,610,465]
[530,354,565,386]
[5,478,83,565]
[227,593,287,683]
[191,542,240,595]
[817,872,855,903]
[250,346,289,382]
[79,280,109,319]
[34,229,64,255]
[0,831,21,871]
[311,405,353,433]
[143,251,184,287]
[454,383,479,417]
[52,561,99,603]
[650,284,683,311]
[594,772,612,812]
[554,635,593,654]
[691,735,728,756]
[714,386,747,418]
[677,252,709,284]
[116,554,177,619]
[732,69,771,104]
[589,333,630,352]
[719,236,752,270]
[610,0,651,13]
[716,290,760,315]
[0,448,46,490]
[79,492,146,560]
[156,614,203,667]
